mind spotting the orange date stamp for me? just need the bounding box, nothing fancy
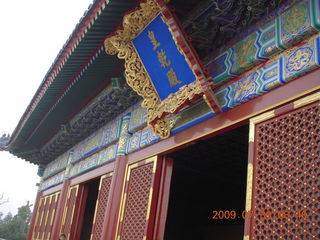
[212,210,308,220]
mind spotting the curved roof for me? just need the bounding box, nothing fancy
[7,0,137,162]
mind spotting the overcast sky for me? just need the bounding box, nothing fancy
[0,0,93,215]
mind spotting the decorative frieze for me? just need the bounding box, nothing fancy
[206,0,320,85]
[42,152,69,179]
[215,34,320,110]
[40,171,65,191]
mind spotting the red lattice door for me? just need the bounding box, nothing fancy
[244,92,320,240]
[32,195,45,240]
[31,191,60,240]
[90,172,113,240]
[60,185,82,240]
[43,192,60,240]
[116,156,162,240]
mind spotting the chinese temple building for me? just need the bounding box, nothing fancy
[3,0,320,239]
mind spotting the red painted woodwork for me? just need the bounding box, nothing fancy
[28,192,60,240]
[42,183,63,196]
[70,160,114,186]
[43,193,60,239]
[51,179,70,240]
[36,195,50,239]
[120,163,154,239]
[91,173,113,240]
[60,185,79,239]
[147,158,163,240]
[52,194,60,237]
[32,195,45,239]
[127,69,320,164]
[116,157,162,240]
[248,101,320,239]
[26,191,42,240]
[72,185,87,240]
[101,155,128,240]
[153,157,173,240]
[36,67,318,240]
[39,196,51,238]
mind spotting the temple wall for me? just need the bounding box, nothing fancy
[39,0,320,191]
[27,2,320,240]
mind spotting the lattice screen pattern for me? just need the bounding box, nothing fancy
[90,174,113,240]
[251,101,320,239]
[118,161,155,240]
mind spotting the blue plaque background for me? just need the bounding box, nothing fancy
[132,14,196,101]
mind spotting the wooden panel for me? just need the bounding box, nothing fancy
[43,193,60,240]
[32,197,45,239]
[60,185,79,239]
[39,196,51,239]
[152,157,173,240]
[116,156,162,240]
[30,191,60,240]
[37,196,50,239]
[90,172,113,240]
[245,92,320,239]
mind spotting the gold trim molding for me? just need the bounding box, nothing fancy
[250,110,276,125]
[249,110,275,142]
[249,91,319,142]
[245,163,253,212]
[293,91,320,109]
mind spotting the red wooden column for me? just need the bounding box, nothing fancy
[153,157,173,240]
[101,115,131,240]
[26,191,42,240]
[100,155,128,240]
[50,150,75,239]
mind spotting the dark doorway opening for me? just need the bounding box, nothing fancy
[164,124,249,240]
[79,178,100,240]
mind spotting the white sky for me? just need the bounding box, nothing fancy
[0,0,93,215]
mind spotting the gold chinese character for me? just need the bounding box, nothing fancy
[148,30,160,50]
[157,49,171,68]
[167,68,182,87]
